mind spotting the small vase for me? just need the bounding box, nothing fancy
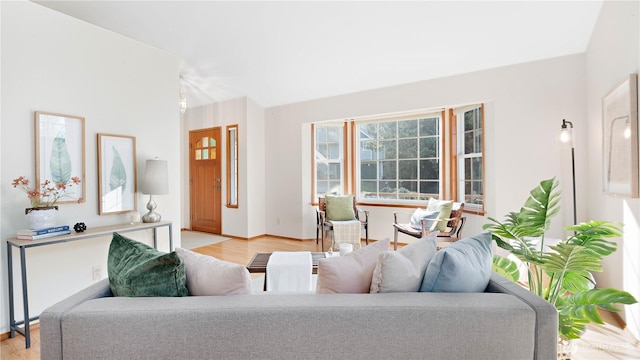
[25,206,59,230]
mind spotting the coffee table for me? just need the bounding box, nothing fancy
[246,252,327,291]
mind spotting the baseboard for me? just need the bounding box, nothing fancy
[0,322,39,341]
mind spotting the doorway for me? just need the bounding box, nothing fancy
[189,127,222,234]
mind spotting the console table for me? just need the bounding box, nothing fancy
[6,220,173,348]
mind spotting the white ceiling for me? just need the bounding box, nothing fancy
[34,1,603,108]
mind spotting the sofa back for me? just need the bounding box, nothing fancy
[40,274,557,360]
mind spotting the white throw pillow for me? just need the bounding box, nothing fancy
[176,248,253,296]
[427,198,454,232]
[370,232,438,293]
[316,238,390,294]
[409,208,440,231]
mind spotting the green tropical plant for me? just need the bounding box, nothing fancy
[483,177,637,340]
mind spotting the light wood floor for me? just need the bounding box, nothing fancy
[2,235,639,359]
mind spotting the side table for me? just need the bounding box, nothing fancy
[6,220,173,348]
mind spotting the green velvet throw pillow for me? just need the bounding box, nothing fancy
[325,195,356,221]
[108,232,188,297]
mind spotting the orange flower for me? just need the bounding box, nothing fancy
[12,176,82,207]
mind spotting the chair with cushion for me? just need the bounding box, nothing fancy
[392,200,465,250]
[316,195,369,251]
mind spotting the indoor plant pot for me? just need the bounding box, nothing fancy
[25,206,59,230]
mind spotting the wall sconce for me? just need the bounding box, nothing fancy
[142,159,169,223]
[559,119,577,230]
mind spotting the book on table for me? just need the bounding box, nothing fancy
[17,225,70,236]
[16,229,71,240]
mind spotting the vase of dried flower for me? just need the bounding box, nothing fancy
[25,206,59,230]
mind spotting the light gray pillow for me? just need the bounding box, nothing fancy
[409,208,440,230]
[370,232,438,293]
[176,248,253,296]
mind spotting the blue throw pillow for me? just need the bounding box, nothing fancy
[419,232,492,293]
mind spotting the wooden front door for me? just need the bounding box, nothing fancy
[189,127,222,234]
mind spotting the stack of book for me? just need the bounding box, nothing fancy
[16,225,71,240]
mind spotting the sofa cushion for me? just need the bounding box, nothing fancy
[325,195,356,221]
[420,232,492,293]
[176,248,253,296]
[427,198,454,232]
[409,208,440,231]
[370,233,437,293]
[317,238,390,293]
[108,232,188,297]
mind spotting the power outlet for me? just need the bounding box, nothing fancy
[92,266,102,281]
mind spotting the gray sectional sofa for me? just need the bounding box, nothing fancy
[40,272,557,360]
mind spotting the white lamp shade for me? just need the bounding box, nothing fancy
[142,159,169,195]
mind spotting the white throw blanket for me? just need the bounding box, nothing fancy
[331,220,361,251]
[266,251,313,292]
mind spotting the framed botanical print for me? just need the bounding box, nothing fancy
[97,134,137,214]
[34,111,86,203]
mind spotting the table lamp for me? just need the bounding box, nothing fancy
[142,159,168,223]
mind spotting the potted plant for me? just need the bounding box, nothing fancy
[483,178,637,342]
[12,175,81,229]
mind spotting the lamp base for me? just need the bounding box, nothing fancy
[142,211,162,223]
[142,195,162,223]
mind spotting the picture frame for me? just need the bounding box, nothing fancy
[97,134,137,214]
[35,111,86,204]
[603,73,639,198]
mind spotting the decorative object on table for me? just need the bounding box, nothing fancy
[602,73,638,198]
[559,119,577,229]
[73,222,87,233]
[13,175,82,229]
[142,159,169,223]
[34,111,85,204]
[97,134,137,215]
[483,177,637,342]
[129,211,141,224]
[24,206,58,230]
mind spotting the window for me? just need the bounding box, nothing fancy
[356,113,442,202]
[456,104,484,212]
[312,123,346,200]
[226,125,238,208]
[310,104,484,211]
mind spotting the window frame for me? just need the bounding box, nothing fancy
[309,103,485,212]
[353,111,444,205]
[226,124,239,208]
[311,122,348,204]
[454,103,485,214]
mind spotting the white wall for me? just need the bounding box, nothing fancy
[265,54,587,244]
[1,1,181,334]
[585,0,640,339]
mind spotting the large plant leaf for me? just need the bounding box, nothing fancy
[558,312,588,340]
[559,270,595,293]
[50,137,72,183]
[558,288,638,327]
[517,177,560,234]
[566,221,620,257]
[492,256,520,282]
[109,146,127,191]
[542,244,602,274]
